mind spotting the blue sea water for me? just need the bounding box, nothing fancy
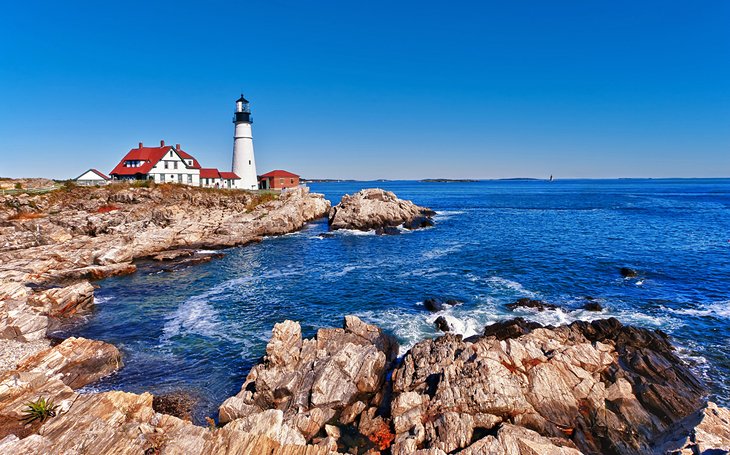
[65,179,730,423]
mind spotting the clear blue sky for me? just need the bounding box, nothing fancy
[1,1,728,180]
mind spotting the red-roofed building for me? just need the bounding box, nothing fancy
[104,140,243,189]
[258,170,300,190]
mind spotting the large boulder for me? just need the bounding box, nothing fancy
[219,316,398,447]
[328,188,435,231]
[389,318,708,455]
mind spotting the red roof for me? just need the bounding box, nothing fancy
[200,168,221,179]
[177,150,201,169]
[219,171,240,180]
[259,169,299,178]
[109,145,201,176]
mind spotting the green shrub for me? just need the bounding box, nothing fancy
[14,182,22,190]
[20,397,59,424]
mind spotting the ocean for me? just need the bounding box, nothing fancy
[65,179,730,423]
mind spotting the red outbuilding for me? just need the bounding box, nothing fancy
[258,170,300,190]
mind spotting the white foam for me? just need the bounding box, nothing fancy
[161,295,233,342]
[665,301,730,319]
[434,210,464,221]
[335,229,377,236]
[422,243,462,260]
[93,296,112,305]
[483,276,540,298]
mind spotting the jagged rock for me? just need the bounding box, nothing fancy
[0,299,49,342]
[583,302,603,311]
[481,317,542,340]
[0,330,336,455]
[219,316,398,447]
[403,215,435,230]
[506,298,558,312]
[328,188,435,231]
[389,318,708,455]
[423,298,461,312]
[434,316,452,332]
[27,281,95,317]
[620,267,639,278]
[659,401,730,454]
[375,226,400,235]
[14,337,122,389]
[226,409,307,446]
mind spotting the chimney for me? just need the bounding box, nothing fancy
[160,140,165,147]
[175,144,180,151]
[138,142,143,148]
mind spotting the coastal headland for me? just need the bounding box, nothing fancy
[0,180,728,454]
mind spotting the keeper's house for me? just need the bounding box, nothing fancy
[108,141,242,188]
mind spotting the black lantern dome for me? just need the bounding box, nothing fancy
[234,94,252,123]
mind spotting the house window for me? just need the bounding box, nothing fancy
[174,162,178,170]
[164,161,169,169]
[187,174,192,184]
[161,174,165,182]
[279,178,284,185]
[290,179,294,184]
[169,151,173,157]
[178,174,183,183]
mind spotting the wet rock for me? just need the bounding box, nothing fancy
[150,249,195,261]
[329,188,434,231]
[434,316,452,332]
[423,298,461,312]
[482,317,542,340]
[506,297,558,312]
[317,232,335,238]
[403,216,435,230]
[620,267,639,278]
[583,301,603,311]
[152,391,198,421]
[375,226,401,235]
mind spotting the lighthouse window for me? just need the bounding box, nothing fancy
[249,160,251,165]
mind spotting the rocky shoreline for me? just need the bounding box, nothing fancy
[0,315,727,454]
[0,182,728,454]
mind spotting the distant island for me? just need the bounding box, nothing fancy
[420,178,480,183]
[300,178,358,183]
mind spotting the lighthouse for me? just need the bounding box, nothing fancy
[231,94,258,190]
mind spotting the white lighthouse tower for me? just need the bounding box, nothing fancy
[231,94,258,190]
